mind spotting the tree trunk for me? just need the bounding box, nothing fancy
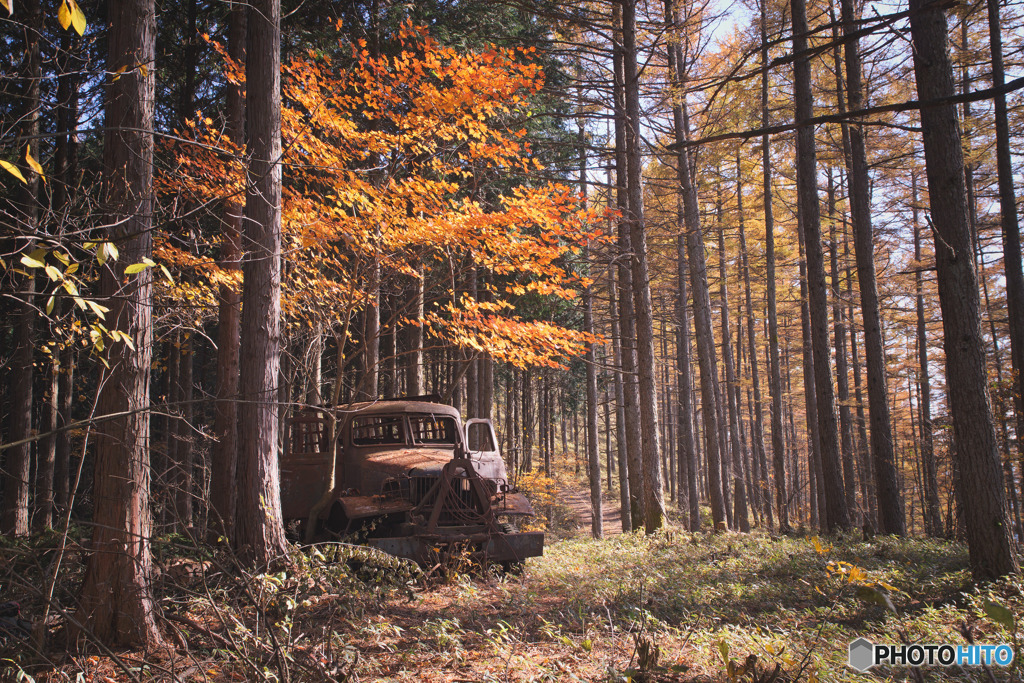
[912,173,942,536]
[985,0,1024,464]
[54,342,75,515]
[736,153,772,529]
[608,249,632,532]
[675,239,701,531]
[210,3,245,538]
[791,0,850,530]
[173,333,194,529]
[907,0,1018,580]
[760,0,789,533]
[797,221,823,529]
[679,123,727,529]
[3,271,34,537]
[234,0,288,565]
[717,194,750,532]
[2,0,41,538]
[838,0,904,535]
[612,2,645,528]
[74,0,163,647]
[621,0,664,533]
[826,169,857,516]
[845,230,875,526]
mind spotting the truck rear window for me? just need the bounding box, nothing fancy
[350,415,405,445]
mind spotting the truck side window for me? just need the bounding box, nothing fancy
[409,414,457,445]
[351,415,405,445]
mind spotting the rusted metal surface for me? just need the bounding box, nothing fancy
[281,396,543,566]
[368,531,545,564]
[337,495,414,520]
[281,414,331,519]
[492,491,534,516]
[362,448,452,477]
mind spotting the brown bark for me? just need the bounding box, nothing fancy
[613,2,645,528]
[2,0,40,538]
[234,0,288,565]
[622,0,665,533]
[760,0,789,532]
[796,221,823,529]
[907,0,1018,579]
[172,333,194,529]
[34,354,57,531]
[717,194,750,532]
[74,0,163,647]
[792,0,850,530]
[985,0,1024,465]
[912,174,942,536]
[838,0,905,535]
[211,2,245,538]
[54,342,75,514]
[675,236,701,531]
[826,169,857,516]
[3,272,34,537]
[664,0,725,529]
[608,249,633,532]
[680,126,727,528]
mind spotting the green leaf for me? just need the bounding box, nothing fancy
[20,254,45,269]
[124,262,152,275]
[46,295,55,315]
[159,263,175,285]
[44,264,62,281]
[717,640,730,662]
[984,600,1015,630]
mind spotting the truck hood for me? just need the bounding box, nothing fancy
[362,448,454,478]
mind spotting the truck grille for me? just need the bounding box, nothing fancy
[410,475,489,526]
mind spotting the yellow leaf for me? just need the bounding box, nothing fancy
[25,143,45,182]
[85,299,109,320]
[124,262,152,275]
[44,264,62,281]
[58,0,71,29]
[0,0,11,16]
[20,254,45,269]
[138,62,148,78]
[67,0,85,35]
[1,159,26,183]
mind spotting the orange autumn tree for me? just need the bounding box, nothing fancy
[161,22,600,392]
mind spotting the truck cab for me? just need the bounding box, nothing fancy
[280,397,542,567]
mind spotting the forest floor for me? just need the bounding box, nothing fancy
[2,476,1023,682]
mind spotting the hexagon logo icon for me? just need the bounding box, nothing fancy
[848,638,875,672]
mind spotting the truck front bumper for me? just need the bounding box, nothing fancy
[368,531,544,565]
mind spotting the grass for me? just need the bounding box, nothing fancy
[2,496,1022,681]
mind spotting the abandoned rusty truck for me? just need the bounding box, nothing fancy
[280,396,543,568]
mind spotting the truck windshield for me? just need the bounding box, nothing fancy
[408,414,458,445]
[350,415,405,445]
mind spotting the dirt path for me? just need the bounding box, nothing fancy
[556,482,623,537]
